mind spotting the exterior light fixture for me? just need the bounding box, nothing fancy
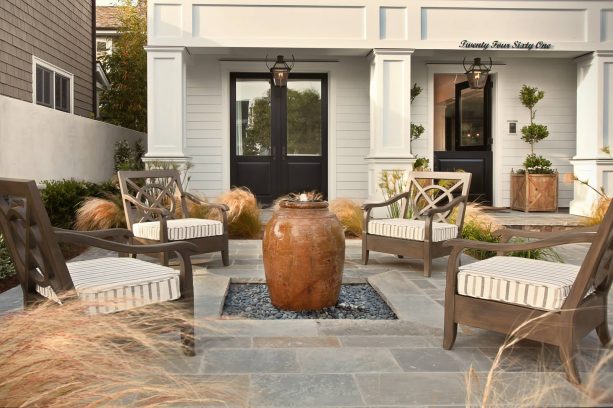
[462,57,492,89]
[266,55,295,87]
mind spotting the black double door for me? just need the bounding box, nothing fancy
[230,73,328,204]
[434,78,493,204]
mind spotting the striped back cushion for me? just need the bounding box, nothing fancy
[37,257,181,315]
[368,219,458,242]
[132,218,223,241]
[457,256,582,310]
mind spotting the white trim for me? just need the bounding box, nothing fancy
[219,59,339,199]
[32,56,74,114]
[426,63,501,206]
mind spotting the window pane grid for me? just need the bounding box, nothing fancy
[34,63,71,113]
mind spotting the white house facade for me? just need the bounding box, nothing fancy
[145,0,613,215]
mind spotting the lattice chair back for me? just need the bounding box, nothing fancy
[118,170,189,229]
[401,171,472,226]
[564,202,613,309]
[0,179,75,305]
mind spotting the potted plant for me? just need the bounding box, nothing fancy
[510,85,558,212]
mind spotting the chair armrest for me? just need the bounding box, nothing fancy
[54,229,200,255]
[443,230,597,253]
[362,191,411,211]
[494,225,598,243]
[422,195,467,217]
[122,195,171,217]
[53,227,133,242]
[183,192,229,212]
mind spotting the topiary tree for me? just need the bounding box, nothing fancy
[518,85,554,174]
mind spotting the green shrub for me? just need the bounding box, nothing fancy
[0,235,16,280]
[114,139,145,171]
[516,153,555,175]
[40,179,119,229]
[461,218,562,262]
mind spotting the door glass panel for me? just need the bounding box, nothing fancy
[287,80,322,156]
[459,88,484,147]
[235,79,271,156]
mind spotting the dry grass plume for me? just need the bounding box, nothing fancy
[329,198,363,237]
[217,187,262,239]
[75,197,126,231]
[0,300,239,407]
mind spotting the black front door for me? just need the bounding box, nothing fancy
[434,78,493,203]
[230,73,328,204]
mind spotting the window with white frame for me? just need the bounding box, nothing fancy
[33,57,73,113]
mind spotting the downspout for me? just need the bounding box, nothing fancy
[91,0,97,116]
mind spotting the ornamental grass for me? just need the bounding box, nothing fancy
[216,187,262,239]
[74,196,126,231]
[329,198,363,238]
[0,300,237,407]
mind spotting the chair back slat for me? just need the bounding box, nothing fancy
[0,178,74,302]
[403,171,472,225]
[564,202,613,308]
[118,170,189,229]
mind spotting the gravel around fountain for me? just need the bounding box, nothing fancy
[222,283,397,320]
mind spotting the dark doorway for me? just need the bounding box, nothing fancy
[433,75,493,204]
[230,73,328,204]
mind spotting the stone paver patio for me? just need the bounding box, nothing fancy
[0,239,611,406]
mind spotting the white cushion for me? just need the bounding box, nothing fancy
[132,218,223,241]
[457,256,581,311]
[37,257,181,315]
[368,218,458,242]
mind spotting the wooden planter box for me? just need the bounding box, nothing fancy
[510,172,558,212]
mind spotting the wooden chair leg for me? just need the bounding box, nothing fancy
[559,338,581,385]
[443,321,458,350]
[595,321,611,347]
[423,242,432,277]
[362,240,369,265]
[221,250,230,266]
[180,298,195,356]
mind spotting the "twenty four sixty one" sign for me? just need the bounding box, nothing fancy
[459,40,552,50]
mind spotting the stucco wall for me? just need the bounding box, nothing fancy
[0,95,145,183]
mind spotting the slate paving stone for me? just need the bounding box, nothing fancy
[200,336,252,349]
[316,320,443,337]
[391,347,493,372]
[253,336,341,348]
[202,349,300,373]
[250,374,365,407]
[339,335,437,348]
[355,373,466,406]
[297,348,402,373]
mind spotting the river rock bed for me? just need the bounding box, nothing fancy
[222,283,397,320]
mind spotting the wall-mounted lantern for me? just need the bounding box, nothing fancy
[463,57,492,89]
[266,55,295,87]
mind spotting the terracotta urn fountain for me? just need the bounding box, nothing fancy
[262,198,345,311]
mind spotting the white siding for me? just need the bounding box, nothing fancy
[185,55,371,201]
[186,57,224,199]
[334,58,370,200]
[498,59,576,207]
[410,60,429,159]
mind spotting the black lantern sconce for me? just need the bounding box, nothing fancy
[462,57,492,89]
[266,55,295,87]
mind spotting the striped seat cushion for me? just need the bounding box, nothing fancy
[132,218,223,241]
[457,256,582,311]
[368,218,458,242]
[37,257,181,315]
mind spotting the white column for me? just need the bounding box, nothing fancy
[570,51,613,216]
[143,46,190,163]
[365,48,415,203]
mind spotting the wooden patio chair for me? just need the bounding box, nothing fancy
[118,170,229,267]
[442,208,612,384]
[362,171,472,277]
[0,178,199,355]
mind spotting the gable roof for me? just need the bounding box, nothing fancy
[96,6,122,30]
